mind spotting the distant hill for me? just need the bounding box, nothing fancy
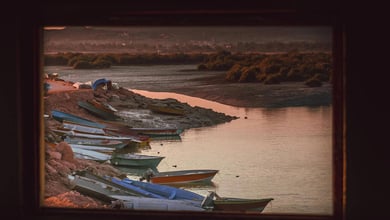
[43,26,332,54]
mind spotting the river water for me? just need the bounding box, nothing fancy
[44,65,333,214]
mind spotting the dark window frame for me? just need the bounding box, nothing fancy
[18,1,346,220]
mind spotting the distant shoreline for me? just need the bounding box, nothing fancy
[135,74,332,108]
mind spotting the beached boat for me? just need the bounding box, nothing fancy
[71,147,112,162]
[103,128,151,148]
[53,129,139,142]
[106,176,205,203]
[148,104,186,116]
[69,144,115,153]
[144,169,219,185]
[87,99,117,113]
[64,136,129,149]
[61,121,106,135]
[212,196,274,212]
[130,127,183,137]
[68,172,205,211]
[111,195,205,211]
[51,110,106,129]
[110,153,165,168]
[78,101,120,121]
[68,172,141,202]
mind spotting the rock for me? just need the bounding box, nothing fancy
[55,142,74,162]
[47,151,62,160]
[48,159,71,176]
[45,163,58,176]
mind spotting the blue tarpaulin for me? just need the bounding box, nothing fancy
[92,78,111,90]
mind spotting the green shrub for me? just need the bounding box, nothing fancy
[238,65,260,82]
[73,61,94,69]
[44,55,68,65]
[197,63,208,70]
[226,64,243,81]
[264,73,283,84]
[92,59,111,68]
[286,68,305,81]
[304,76,323,87]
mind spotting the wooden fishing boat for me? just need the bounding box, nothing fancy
[71,147,112,162]
[110,153,165,168]
[212,196,274,212]
[61,121,106,135]
[145,169,219,185]
[130,127,183,137]
[68,172,205,211]
[79,171,167,199]
[68,172,141,202]
[111,195,205,211]
[87,99,117,113]
[52,129,139,143]
[106,176,205,203]
[148,104,186,116]
[69,144,116,153]
[64,136,129,149]
[78,101,120,121]
[104,128,151,148]
[51,110,106,129]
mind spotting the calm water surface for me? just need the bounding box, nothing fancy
[45,65,333,214]
[127,91,333,214]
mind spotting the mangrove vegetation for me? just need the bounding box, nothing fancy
[44,50,332,87]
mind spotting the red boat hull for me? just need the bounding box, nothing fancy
[150,170,218,184]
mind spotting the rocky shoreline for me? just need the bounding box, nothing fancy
[43,76,330,209]
[43,79,238,208]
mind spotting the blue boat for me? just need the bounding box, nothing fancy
[106,176,205,204]
[51,110,106,129]
[68,173,205,211]
[107,176,166,199]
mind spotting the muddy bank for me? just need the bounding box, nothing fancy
[148,73,332,108]
[44,83,238,130]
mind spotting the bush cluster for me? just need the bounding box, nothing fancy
[199,50,332,87]
[44,53,207,69]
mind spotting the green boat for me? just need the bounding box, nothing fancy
[110,153,165,168]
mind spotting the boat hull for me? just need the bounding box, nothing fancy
[78,101,120,121]
[51,110,106,128]
[148,104,186,116]
[212,198,274,212]
[71,147,111,162]
[150,169,218,184]
[65,136,129,149]
[110,154,165,167]
[111,195,205,211]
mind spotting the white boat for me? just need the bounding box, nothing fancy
[52,129,139,142]
[71,147,112,162]
[62,121,106,135]
[69,144,115,153]
[65,136,129,149]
